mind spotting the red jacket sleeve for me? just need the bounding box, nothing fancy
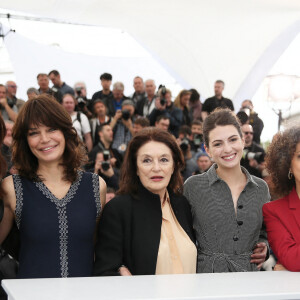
[263,203,300,271]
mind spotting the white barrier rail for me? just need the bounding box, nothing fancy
[2,271,300,300]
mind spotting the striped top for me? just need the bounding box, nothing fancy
[183,164,270,273]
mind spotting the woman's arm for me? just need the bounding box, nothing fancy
[93,198,129,276]
[98,176,107,213]
[0,176,16,244]
[263,203,300,271]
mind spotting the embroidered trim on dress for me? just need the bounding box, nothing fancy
[92,173,101,218]
[34,171,83,278]
[13,175,23,229]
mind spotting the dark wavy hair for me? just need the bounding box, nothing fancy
[0,115,7,198]
[266,126,300,198]
[203,108,243,147]
[117,127,184,196]
[12,94,87,182]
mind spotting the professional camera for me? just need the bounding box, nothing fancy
[243,149,265,164]
[237,107,250,125]
[180,136,190,152]
[193,134,203,146]
[75,87,86,110]
[101,150,111,171]
[159,85,167,106]
[121,109,131,120]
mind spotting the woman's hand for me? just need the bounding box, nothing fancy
[274,264,287,271]
[250,242,267,270]
[119,266,132,276]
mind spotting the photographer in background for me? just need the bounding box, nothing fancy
[111,100,135,155]
[0,84,18,122]
[193,153,212,175]
[93,150,119,191]
[6,80,25,112]
[155,115,170,132]
[148,86,183,137]
[37,73,62,102]
[133,117,150,135]
[74,81,93,119]
[88,123,123,169]
[131,76,146,104]
[90,100,111,146]
[48,70,75,96]
[240,99,264,144]
[240,123,266,178]
[190,120,205,154]
[177,125,198,180]
[61,93,93,152]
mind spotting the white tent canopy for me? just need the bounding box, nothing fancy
[1,0,300,102]
[1,1,300,142]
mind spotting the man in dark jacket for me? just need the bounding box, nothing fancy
[148,88,182,137]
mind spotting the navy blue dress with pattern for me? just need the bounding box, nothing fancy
[12,171,101,279]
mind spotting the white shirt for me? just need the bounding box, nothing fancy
[71,112,91,141]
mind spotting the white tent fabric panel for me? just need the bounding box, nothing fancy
[1,0,300,108]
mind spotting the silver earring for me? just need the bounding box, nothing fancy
[288,169,293,180]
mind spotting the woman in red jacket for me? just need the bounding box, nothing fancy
[263,126,300,271]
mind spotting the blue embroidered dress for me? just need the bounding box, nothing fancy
[13,171,101,279]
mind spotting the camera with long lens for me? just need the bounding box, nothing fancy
[193,134,203,146]
[180,136,190,152]
[75,87,86,110]
[159,85,167,106]
[243,149,265,164]
[100,150,111,171]
[237,107,251,125]
[121,109,131,120]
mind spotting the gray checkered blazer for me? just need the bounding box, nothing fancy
[183,164,270,273]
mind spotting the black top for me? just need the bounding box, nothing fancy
[93,184,195,276]
[202,96,234,114]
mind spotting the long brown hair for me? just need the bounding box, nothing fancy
[0,115,7,198]
[266,126,300,198]
[117,127,184,196]
[12,94,87,182]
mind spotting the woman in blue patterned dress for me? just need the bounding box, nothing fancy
[0,94,106,278]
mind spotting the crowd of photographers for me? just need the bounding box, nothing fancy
[0,70,267,201]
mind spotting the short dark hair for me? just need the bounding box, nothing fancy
[93,99,106,107]
[48,70,60,77]
[97,123,111,133]
[12,94,87,182]
[203,108,242,148]
[189,88,200,104]
[156,115,170,123]
[100,73,112,81]
[192,120,202,126]
[134,117,150,128]
[179,125,192,136]
[117,127,184,196]
[266,126,300,198]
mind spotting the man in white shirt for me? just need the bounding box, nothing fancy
[62,93,93,152]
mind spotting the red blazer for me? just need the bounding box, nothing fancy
[263,188,300,271]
